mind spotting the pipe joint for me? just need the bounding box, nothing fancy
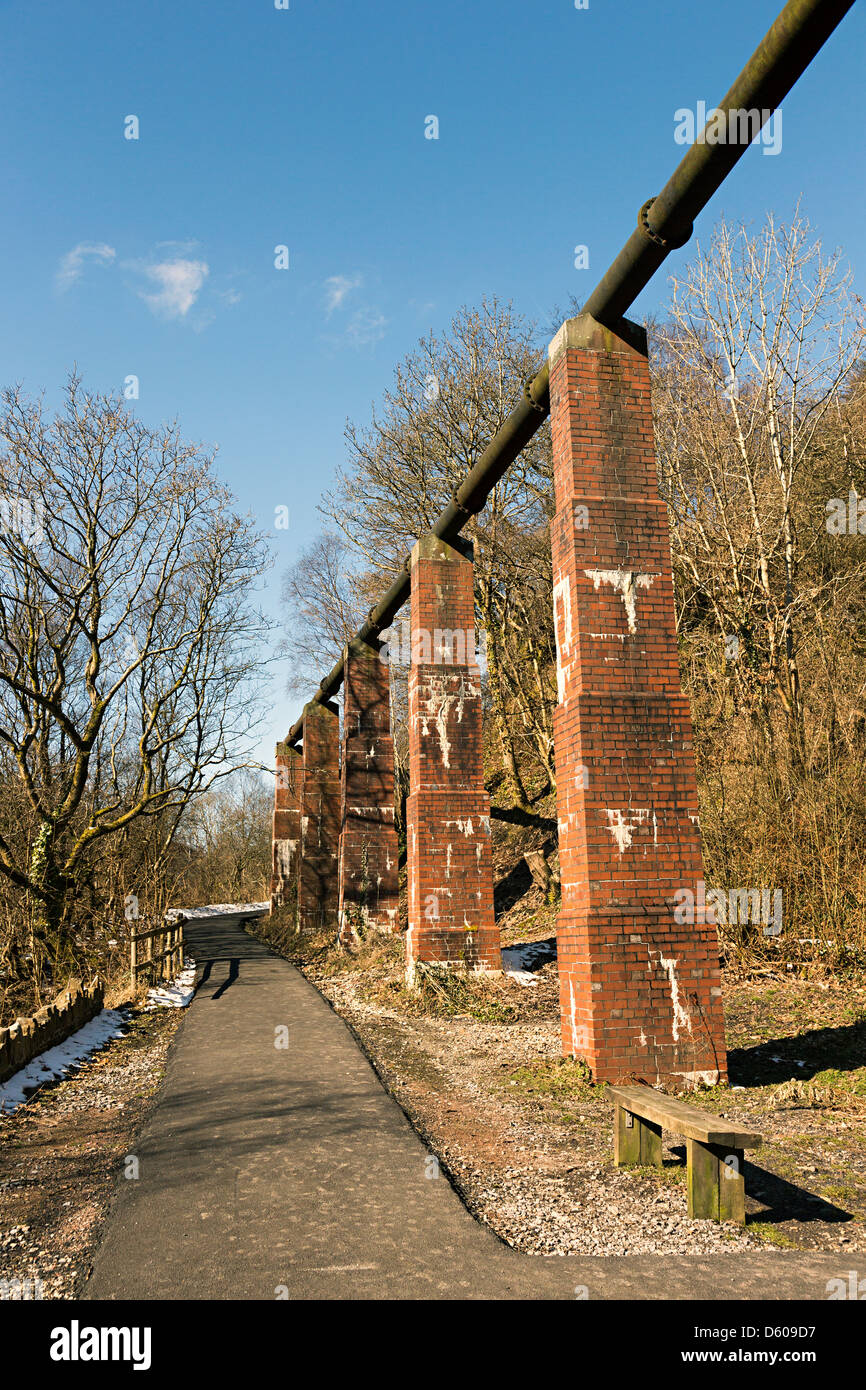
[638,197,692,251]
[449,487,477,523]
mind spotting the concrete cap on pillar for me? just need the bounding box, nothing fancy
[275,739,302,759]
[548,312,648,367]
[302,699,340,720]
[409,532,473,569]
[344,635,384,662]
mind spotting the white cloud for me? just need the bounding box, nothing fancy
[345,307,387,347]
[324,273,362,314]
[135,258,209,319]
[56,242,116,290]
[153,238,200,254]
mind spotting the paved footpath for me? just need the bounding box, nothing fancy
[86,914,842,1300]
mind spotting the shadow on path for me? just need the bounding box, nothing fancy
[199,958,240,999]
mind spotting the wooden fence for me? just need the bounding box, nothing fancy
[130,917,185,988]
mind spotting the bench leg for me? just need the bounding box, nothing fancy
[614,1105,662,1167]
[719,1146,746,1225]
[687,1141,746,1224]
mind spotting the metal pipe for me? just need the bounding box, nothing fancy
[584,0,857,326]
[285,364,551,744]
[286,0,854,745]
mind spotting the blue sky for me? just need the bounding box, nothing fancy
[1,0,863,771]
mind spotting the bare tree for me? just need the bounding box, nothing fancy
[179,769,273,906]
[652,208,866,774]
[279,530,365,699]
[651,210,866,954]
[319,298,557,805]
[0,374,272,967]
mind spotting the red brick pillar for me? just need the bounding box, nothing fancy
[271,740,302,915]
[298,700,340,934]
[548,312,726,1088]
[405,534,499,978]
[338,638,400,941]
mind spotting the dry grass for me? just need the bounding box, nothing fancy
[248,907,558,1024]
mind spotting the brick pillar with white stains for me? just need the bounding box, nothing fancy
[271,740,302,915]
[297,700,340,933]
[548,312,727,1088]
[338,637,400,940]
[405,533,499,977]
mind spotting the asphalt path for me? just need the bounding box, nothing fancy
[85,913,844,1300]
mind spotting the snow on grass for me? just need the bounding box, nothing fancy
[0,946,209,1115]
[0,1009,126,1115]
[502,936,557,986]
[503,969,538,986]
[144,959,197,1010]
[166,902,268,920]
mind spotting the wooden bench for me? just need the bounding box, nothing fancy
[607,1084,762,1225]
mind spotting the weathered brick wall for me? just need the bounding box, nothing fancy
[298,700,340,933]
[548,312,727,1088]
[338,639,399,940]
[405,533,499,976]
[271,740,302,914]
[0,976,104,1085]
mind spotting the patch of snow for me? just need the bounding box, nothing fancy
[0,1009,126,1115]
[167,902,268,920]
[144,959,197,1010]
[502,937,557,985]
